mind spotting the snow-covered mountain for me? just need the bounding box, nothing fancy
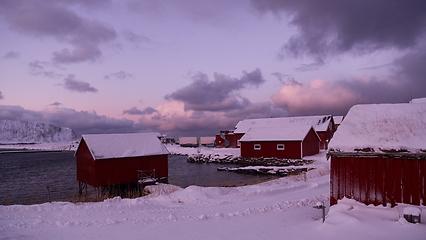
[0,120,78,143]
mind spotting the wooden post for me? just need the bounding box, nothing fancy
[47,187,51,203]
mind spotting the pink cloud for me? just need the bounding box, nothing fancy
[137,101,241,136]
[271,78,357,116]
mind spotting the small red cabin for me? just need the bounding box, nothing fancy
[328,102,426,207]
[75,132,169,188]
[239,126,320,159]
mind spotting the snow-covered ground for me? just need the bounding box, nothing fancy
[1,146,425,239]
[166,144,241,158]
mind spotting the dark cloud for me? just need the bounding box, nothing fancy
[125,0,164,15]
[223,101,288,119]
[28,61,45,70]
[271,72,291,84]
[0,91,4,100]
[29,61,63,78]
[165,68,265,111]
[0,105,42,123]
[104,71,134,80]
[393,49,426,94]
[251,0,426,60]
[123,30,154,44]
[271,48,426,116]
[63,74,98,93]
[49,102,62,106]
[52,44,103,64]
[3,51,20,59]
[123,107,157,115]
[0,104,136,136]
[294,60,325,72]
[0,0,117,64]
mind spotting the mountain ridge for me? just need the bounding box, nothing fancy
[0,120,78,143]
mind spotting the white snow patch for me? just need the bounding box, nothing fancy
[81,132,169,160]
[329,103,426,153]
[235,115,333,133]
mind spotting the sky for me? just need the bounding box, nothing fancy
[1,0,426,137]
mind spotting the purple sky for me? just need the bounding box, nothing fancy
[1,0,426,137]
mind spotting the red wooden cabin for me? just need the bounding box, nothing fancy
[328,103,426,207]
[75,132,169,188]
[239,126,320,159]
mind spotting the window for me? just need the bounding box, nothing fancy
[254,144,261,150]
[277,144,285,150]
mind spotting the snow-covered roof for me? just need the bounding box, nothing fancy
[410,97,426,104]
[81,132,169,160]
[234,115,333,134]
[333,116,344,125]
[239,126,318,142]
[329,103,426,154]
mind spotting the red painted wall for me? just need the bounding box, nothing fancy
[215,132,243,148]
[230,134,242,148]
[241,141,303,159]
[215,134,225,148]
[240,128,320,159]
[302,128,321,156]
[76,139,168,188]
[76,139,97,186]
[317,129,334,149]
[330,155,426,207]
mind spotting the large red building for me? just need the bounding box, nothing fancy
[75,132,169,188]
[328,102,426,206]
[232,115,335,150]
[239,126,320,159]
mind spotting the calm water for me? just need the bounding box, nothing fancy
[0,150,278,205]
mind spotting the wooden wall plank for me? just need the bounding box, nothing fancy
[393,159,403,204]
[411,159,420,205]
[375,158,385,206]
[330,156,339,205]
[402,159,412,204]
[384,158,395,206]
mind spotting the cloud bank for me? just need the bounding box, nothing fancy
[136,69,287,136]
[251,0,426,60]
[253,0,426,116]
[0,105,135,136]
[0,0,116,64]
[165,68,265,112]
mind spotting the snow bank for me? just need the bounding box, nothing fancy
[1,172,425,240]
[1,148,425,239]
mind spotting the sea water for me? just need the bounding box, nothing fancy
[0,150,278,205]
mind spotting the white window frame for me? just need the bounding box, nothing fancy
[277,144,285,150]
[254,144,261,150]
